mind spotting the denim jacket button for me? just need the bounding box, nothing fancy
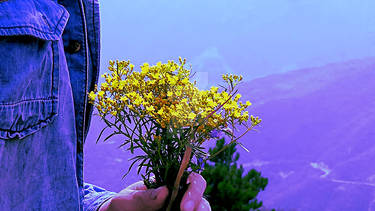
[65,40,81,53]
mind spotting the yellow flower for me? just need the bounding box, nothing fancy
[127,92,137,99]
[132,79,139,87]
[170,109,179,117]
[101,82,109,90]
[176,104,183,111]
[210,86,219,93]
[188,112,196,120]
[133,97,143,107]
[144,92,153,100]
[112,80,119,89]
[176,89,182,97]
[119,81,126,90]
[207,99,216,108]
[157,108,164,116]
[181,77,189,85]
[88,91,96,101]
[167,91,173,97]
[150,72,159,79]
[98,91,105,98]
[141,64,149,74]
[234,94,242,101]
[146,105,155,113]
[168,75,178,85]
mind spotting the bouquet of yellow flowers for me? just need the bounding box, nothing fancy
[88,58,261,211]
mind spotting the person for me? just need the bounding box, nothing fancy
[0,0,211,210]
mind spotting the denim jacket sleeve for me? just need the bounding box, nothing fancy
[83,183,116,211]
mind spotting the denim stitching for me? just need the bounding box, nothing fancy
[0,115,56,133]
[52,7,67,35]
[51,42,55,102]
[0,25,54,35]
[0,97,57,106]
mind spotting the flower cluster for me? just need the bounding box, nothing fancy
[88,58,261,211]
[89,58,260,143]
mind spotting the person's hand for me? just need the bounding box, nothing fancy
[98,180,168,211]
[180,172,211,211]
[98,172,211,211]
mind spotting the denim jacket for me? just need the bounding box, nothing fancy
[0,0,115,210]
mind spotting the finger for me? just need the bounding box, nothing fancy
[126,181,147,191]
[181,173,207,211]
[133,186,169,210]
[126,176,156,191]
[196,198,211,211]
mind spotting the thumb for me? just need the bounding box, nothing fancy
[133,186,169,210]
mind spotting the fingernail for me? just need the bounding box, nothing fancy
[187,172,196,184]
[151,187,163,200]
[184,200,195,211]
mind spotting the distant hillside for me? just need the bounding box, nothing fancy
[84,58,375,211]
[237,57,375,211]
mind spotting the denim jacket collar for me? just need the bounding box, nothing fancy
[0,0,69,40]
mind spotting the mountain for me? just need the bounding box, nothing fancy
[237,57,375,210]
[84,57,375,211]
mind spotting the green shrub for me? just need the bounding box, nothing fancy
[202,138,269,211]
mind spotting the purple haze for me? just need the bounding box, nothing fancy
[84,58,375,210]
[84,1,375,210]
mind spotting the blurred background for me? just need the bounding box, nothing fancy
[84,1,375,210]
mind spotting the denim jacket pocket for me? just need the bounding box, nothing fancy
[0,0,69,140]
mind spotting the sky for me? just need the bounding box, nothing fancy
[99,0,375,88]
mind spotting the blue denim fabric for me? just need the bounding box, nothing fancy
[0,0,115,210]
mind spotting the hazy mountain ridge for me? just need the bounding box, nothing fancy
[239,57,375,106]
[237,57,375,210]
